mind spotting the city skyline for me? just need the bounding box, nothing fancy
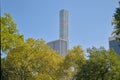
[1,0,119,51]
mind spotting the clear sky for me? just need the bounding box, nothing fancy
[1,0,119,51]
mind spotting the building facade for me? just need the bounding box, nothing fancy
[47,9,69,56]
[59,9,68,41]
[109,37,120,55]
[47,39,67,55]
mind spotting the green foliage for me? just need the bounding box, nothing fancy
[1,57,9,80]
[1,13,24,52]
[112,1,120,40]
[4,38,64,80]
[75,47,120,80]
[65,46,85,69]
[63,46,86,80]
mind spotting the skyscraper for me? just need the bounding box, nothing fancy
[60,9,68,41]
[109,37,120,55]
[47,9,69,56]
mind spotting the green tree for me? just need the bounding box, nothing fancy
[112,1,120,40]
[62,46,86,80]
[1,57,9,80]
[75,47,120,80]
[1,13,24,53]
[4,38,64,80]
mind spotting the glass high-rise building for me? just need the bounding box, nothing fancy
[109,37,120,55]
[47,9,69,56]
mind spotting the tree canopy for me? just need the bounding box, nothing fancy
[112,1,120,40]
[1,13,24,53]
[75,47,120,80]
[3,38,64,80]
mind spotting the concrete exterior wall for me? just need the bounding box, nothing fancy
[59,9,68,41]
[47,39,67,56]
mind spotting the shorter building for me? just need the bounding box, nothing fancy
[47,39,67,56]
[109,37,120,55]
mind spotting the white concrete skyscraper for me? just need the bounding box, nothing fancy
[47,9,69,56]
[60,9,68,41]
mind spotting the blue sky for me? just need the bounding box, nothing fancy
[1,0,119,51]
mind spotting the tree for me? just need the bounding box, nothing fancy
[3,38,64,80]
[62,46,86,80]
[1,13,24,53]
[1,13,24,80]
[75,47,120,80]
[112,1,120,40]
[1,57,9,80]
